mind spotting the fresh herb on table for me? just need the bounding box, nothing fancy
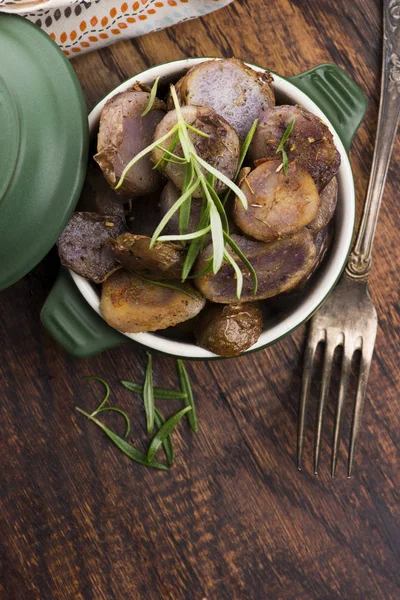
[114,84,259,300]
[75,358,197,472]
[276,118,295,176]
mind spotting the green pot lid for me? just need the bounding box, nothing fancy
[0,15,88,291]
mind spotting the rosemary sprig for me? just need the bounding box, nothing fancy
[147,407,192,462]
[135,273,201,301]
[276,118,295,176]
[141,76,160,117]
[143,353,155,435]
[177,360,198,433]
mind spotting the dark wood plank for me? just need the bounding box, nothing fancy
[1,1,399,599]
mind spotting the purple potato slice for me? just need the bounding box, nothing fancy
[195,232,317,304]
[57,212,125,283]
[307,176,338,232]
[94,89,166,197]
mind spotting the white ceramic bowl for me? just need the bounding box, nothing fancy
[70,58,355,359]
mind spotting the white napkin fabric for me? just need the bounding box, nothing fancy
[1,0,233,57]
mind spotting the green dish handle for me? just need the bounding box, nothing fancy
[42,64,367,358]
[287,63,367,152]
[40,268,128,358]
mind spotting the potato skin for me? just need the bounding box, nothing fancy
[110,233,185,280]
[195,232,317,303]
[176,58,275,141]
[58,212,125,283]
[152,105,239,197]
[100,270,205,333]
[249,105,340,191]
[233,160,320,242]
[307,176,338,232]
[77,161,126,217]
[195,302,263,356]
[94,89,166,197]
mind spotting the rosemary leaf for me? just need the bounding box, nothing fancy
[186,262,214,279]
[209,202,224,274]
[141,76,160,117]
[177,360,198,433]
[157,226,211,243]
[276,118,295,153]
[120,380,188,399]
[282,148,289,176]
[143,353,155,435]
[147,406,192,462]
[224,250,244,299]
[206,180,229,233]
[186,123,211,138]
[154,407,174,467]
[224,232,258,294]
[181,200,210,280]
[75,407,168,471]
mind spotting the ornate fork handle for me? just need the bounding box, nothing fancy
[346,0,400,279]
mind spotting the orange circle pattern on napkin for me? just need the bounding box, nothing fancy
[10,0,233,56]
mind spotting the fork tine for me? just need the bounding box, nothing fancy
[297,328,322,471]
[331,336,353,478]
[314,339,335,475]
[347,348,374,478]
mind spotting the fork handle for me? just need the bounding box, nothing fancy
[346,0,400,279]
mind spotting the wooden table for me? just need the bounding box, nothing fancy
[1,1,399,598]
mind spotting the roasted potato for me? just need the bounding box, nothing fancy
[152,105,239,197]
[195,232,317,303]
[195,302,263,356]
[57,212,125,283]
[110,233,185,280]
[307,176,338,232]
[174,58,275,141]
[94,89,166,197]
[77,161,126,217]
[233,160,320,242]
[249,105,341,191]
[100,270,205,333]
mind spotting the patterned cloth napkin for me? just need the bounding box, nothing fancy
[1,0,233,57]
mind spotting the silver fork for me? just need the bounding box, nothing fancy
[297,0,400,478]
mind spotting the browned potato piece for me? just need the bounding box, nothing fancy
[100,270,205,333]
[94,89,166,197]
[195,302,263,356]
[110,233,185,280]
[176,58,275,141]
[307,176,338,232]
[57,213,125,283]
[195,232,317,303]
[152,106,239,197]
[233,160,320,242]
[249,105,341,191]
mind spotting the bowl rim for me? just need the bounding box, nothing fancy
[71,57,355,359]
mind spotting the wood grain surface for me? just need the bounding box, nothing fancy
[1,1,399,598]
